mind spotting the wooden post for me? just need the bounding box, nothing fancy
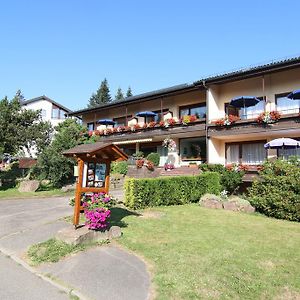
[105,161,111,193]
[74,158,84,227]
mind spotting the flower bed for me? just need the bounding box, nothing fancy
[82,192,115,230]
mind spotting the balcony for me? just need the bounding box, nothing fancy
[89,116,206,142]
[208,110,300,138]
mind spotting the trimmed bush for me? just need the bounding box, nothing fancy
[199,163,244,194]
[124,172,221,209]
[146,152,160,166]
[248,159,300,222]
[110,161,128,175]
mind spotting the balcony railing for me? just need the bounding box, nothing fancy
[89,115,205,137]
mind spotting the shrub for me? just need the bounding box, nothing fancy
[0,162,23,188]
[199,164,244,193]
[146,152,160,166]
[124,172,221,209]
[132,151,144,159]
[110,161,128,175]
[248,159,300,221]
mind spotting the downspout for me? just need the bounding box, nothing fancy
[203,80,210,164]
[196,80,209,164]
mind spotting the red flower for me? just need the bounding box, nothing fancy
[88,130,93,137]
[213,119,225,126]
[189,115,197,122]
[148,121,157,128]
[146,160,154,171]
[136,159,144,168]
[134,123,141,130]
[159,121,165,127]
[167,118,176,126]
[226,164,233,171]
[124,126,131,131]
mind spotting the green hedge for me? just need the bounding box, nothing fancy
[124,172,221,209]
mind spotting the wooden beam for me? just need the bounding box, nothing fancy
[111,146,127,160]
[74,158,84,227]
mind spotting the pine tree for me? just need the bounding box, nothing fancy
[15,89,25,103]
[115,87,124,101]
[88,78,112,108]
[126,86,133,97]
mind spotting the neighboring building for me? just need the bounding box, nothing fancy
[21,95,72,128]
[21,95,72,157]
[69,56,300,169]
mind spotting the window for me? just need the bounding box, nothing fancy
[59,109,66,119]
[51,108,59,119]
[87,122,95,131]
[226,141,266,165]
[278,148,300,160]
[153,109,169,122]
[179,103,206,119]
[276,92,299,114]
[224,98,264,120]
[180,137,206,161]
[113,115,132,126]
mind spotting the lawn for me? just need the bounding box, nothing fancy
[117,204,300,300]
[0,187,73,199]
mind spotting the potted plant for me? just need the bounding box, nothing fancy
[256,111,281,124]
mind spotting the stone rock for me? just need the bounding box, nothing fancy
[18,180,40,192]
[222,201,239,211]
[56,225,122,246]
[108,226,122,239]
[41,179,50,186]
[61,183,76,192]
[201,199,223,209]
[240,204,255,213]
[200,193,223,203]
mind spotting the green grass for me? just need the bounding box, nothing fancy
[117,204,300,300]
[27,238,108,265]
[0,187,73,199]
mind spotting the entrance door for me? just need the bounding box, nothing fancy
[157,146,168,166]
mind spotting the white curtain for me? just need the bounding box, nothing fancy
[278,148,300,159]
[242,143,265,164]
[226,144,239,164]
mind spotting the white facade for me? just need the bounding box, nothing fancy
[21,96,71,157]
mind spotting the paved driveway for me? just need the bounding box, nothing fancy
[0,197,150,300]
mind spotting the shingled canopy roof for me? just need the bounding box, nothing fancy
[63,142,128,161]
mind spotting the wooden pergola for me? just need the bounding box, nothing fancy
[63,142,128,227]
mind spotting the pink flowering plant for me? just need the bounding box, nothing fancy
[82,192,116,230]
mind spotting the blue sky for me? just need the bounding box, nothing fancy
[1,0,300,110]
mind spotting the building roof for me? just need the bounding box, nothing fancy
[194,56,300,85]
[62,142,128,161]
[21,95,72,113]
[69,55,300,117]
[68,83,199,116]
